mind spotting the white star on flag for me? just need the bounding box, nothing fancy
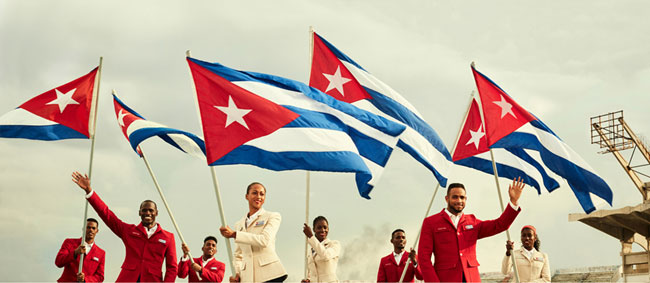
[493,95,517,119]
[465,124,485,150]
[215,96,252,130]
[46,88,79,113]
[322,66,352,96]
[117,109,128,127]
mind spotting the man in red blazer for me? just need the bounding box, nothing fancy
[177,236,226,282]
[377,229,422,282]
[418,178,525,282]
[56,218,105,282]
[72,171,178,282]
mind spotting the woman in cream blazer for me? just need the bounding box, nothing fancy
[220,182,287,282]
[301,216,340,283]
[501,225,550,282]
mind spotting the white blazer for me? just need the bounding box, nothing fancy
[233,208,287,282]
[306,236,340,283]
[501,247,550,282]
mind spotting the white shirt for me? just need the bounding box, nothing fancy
[522,247,534,259]
[445,202,519,228]
[393,251,404,264]
[181,255,214,267]
[84,242,94,253]
[245,209,262,228]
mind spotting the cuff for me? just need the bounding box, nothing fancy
[85,190,94,199]
[508,201,519,210]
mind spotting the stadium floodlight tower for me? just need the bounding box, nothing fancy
[569,110,650,282]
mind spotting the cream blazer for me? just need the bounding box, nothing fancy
[501,248,550,282]
[233,209,287,282]
[306,236,340,283]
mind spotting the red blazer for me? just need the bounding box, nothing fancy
[88,192,178,282]
[55,238,105,282]
[177,256,226,282]
[376,251,422,283]
[418,205,520,282]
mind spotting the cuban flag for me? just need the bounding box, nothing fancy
[454,64,613,213]
[0,67,98,140]
[309,32,452,188]
[187,57,406,198]
[112,93,206,159]
[452,98,560,194]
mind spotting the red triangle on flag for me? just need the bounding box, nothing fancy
[112,99,142,140]
[452,98,489,161]
[310,33,372,103]
[188,60,300,164]
[471,65,536,146]
[19,68,98,138]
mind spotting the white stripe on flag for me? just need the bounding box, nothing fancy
[0,108,57,126]
[167,133,205,159]
[244,127,359,153]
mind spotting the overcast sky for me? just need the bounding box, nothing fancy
[1,1,649,282]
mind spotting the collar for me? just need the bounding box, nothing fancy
[247,208,264,222]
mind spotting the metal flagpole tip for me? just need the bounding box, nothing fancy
[186,50,191,57]
[111,89,117,95]
[471,61,476,68]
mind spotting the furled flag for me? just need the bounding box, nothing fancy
[0,67,98,140]
[112,93,206,159]
[187,57,406,198]
[466,64,613,213]
[452,97,560,194]
[309,31,452,187]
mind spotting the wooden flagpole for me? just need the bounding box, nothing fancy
[304,25,316,280]
[185,50,236,275]
[398,92,474,282]
[139,149,194,260]
[79,57,102,273]
[471,61,521,283]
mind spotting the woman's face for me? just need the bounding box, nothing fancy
[314,219,329,242]
[245,184,266,211]
[521,228,536,250]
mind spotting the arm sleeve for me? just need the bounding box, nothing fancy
[376,258,386,282]
[234,213,281,248]
[532,253,551,282]
[307,237,340,261]
[163,234,178,282]
[200,262,225,282]
[177,257,189,279]
[418,218,440,282]
[234,237,243,276]
[477,204,521,239]
[87,192,128,238]
[413,255,423,280]
[55,239,76,268]
[501,253,513,275]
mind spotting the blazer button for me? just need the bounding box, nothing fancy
[460,252,463,256]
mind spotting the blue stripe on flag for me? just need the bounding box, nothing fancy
[128,127,206,155]
[454,155,542,192]
[504,147,560,193]
[0,124,87,140]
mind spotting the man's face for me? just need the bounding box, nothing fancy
[139,202,158,227]
[245,184,266,211]
[202,239,217,258]
[391,231,406,250]
[445,187,467,214]
[85,221,98,241]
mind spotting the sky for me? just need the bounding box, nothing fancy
[1,1,649,282]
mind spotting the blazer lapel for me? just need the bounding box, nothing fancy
[399,251,409,267]
[247,208,266,231]
[440,209,455,228]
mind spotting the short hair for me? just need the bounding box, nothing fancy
[447,183,466,195]
[391,228,405,239]
[246,182,266,194]
[140,200,157,210]
[204,236,218,245]
[87,218,99,228]
[313,216,328,227]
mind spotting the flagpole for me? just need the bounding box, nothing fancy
[79,57,102,273]
[303,25,315,280]
[139,150,194,259]
[209,167,236,275]
[489,149,521,283]
[398,91,474,283]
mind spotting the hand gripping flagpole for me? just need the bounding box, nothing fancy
[398,92,474,283]
[79,57,102,274]
[186,50,236,276]
[139,149,194,260]
[489,149,521,283]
